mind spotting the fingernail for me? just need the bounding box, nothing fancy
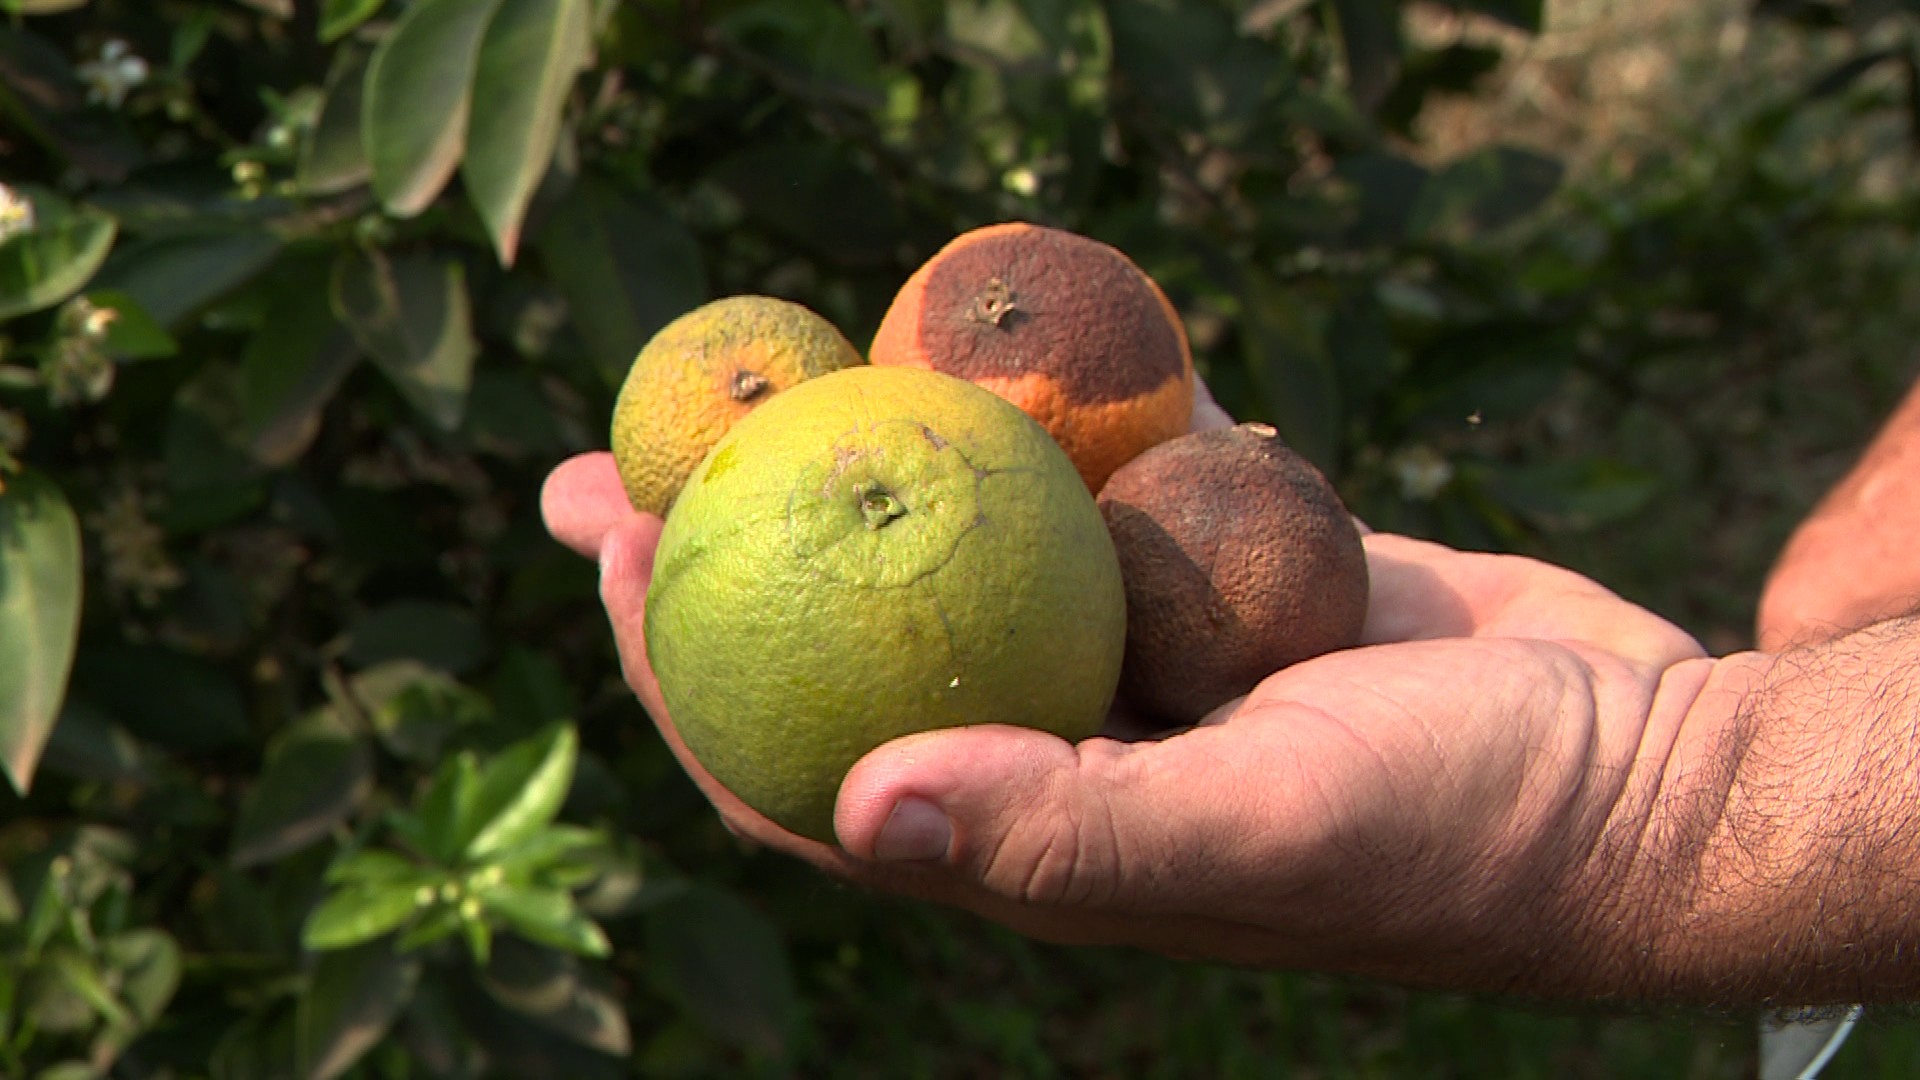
[873,797,951,862]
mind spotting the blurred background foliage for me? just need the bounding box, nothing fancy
[4,0,1920,1076]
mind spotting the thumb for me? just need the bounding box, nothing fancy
[835,724,1262,913]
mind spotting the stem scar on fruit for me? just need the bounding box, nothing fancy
[729,368,772,402]
[969,277,1019,328]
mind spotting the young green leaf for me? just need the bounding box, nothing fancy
[0,469,82,796]
[460,723,579,862]
[394,903,464,953]
[461,914,493,966]
[483,885,609,957]
[302,883,425,951]
[463,0,592,266]
[324,848,434,888]
[415,752,483,865]
[362,0,506,216]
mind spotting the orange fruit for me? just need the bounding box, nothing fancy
[1097,423,1369,728]
[610,295,863,515]
[868,222,1194,493]
[646,365,1126,842]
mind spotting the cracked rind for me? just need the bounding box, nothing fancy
[645,365,1127,842]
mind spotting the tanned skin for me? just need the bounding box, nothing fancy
[540,378,1920,1008]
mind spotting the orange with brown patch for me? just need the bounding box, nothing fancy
[868,222,1194,492]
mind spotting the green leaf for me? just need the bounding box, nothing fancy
[394,904,463,952]
[644,886,798,1058]
[230,711,373,868]
[717,0,888,104]
[708,139,906,267]
[298,940,420,1080]
[298,46,373,196]
[476,936,630,1055]
[39,699,147,784]
[321,0,389,42]
[484,886,608,957]
[331,249,478,431]
[102,928,181,1026]
[240,263,361,467]
[325,848,435,887]
[90,229,283,328]
[413,751,482,864]
[342,599,487,674]
[341,660,491,762]
[302,883,425,951]
[532,172,707,386]
[1325,0,1402,113]
[72,644,252,751]
[0,0,91,14]
[462,723,578,861]
[363,0,506,216]
[86,289,177,358]
[463,0,592,266]
[0,469,82,796]
[43,948,131,1029]
[0,193,116,320]
[1407,144,1563,241]
[491,823,604,876]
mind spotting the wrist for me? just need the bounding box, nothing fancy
[1588,623,1920,1005]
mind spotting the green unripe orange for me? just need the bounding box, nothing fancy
[645,365,1126,841]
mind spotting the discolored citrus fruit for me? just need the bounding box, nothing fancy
[868,222,1194,493]
[645,365,1127,842]
[611,295,863,516]
[1097,423,1369,729]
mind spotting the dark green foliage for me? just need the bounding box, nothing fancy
[2,0,1920,1075]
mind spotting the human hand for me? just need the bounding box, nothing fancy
[543,381,1720,999]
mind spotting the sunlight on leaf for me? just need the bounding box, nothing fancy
[362,0,504,216]
[0,469,82,795]
[464,0,592,266]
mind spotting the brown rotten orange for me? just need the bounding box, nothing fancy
[868,222,1195,492]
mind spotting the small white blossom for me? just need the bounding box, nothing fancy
[77,40,150,110]
[60,296,118,340]
[0,185,34,243]
[1392,445,1454,501]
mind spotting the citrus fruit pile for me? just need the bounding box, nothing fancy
[609,223,1368,842]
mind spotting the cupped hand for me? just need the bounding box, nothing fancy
[543,383,1711,996]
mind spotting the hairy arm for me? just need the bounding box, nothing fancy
[1758,378,1920,649]
[1590,615,1920,1006]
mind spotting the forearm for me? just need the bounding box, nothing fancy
[1594,614,1920,1006]
[1759,377,1920,648]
